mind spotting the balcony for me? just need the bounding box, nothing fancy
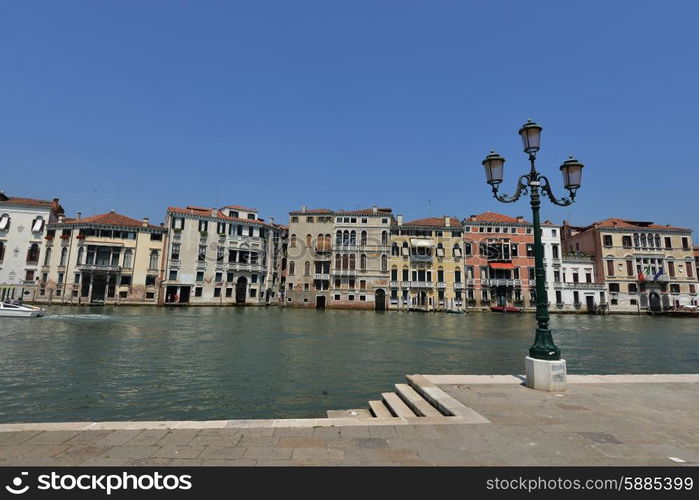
[389,281,400,288]
[78,264,122,273]
[465,278,476,285]
[332,269,357,277]
[410,254,432,263]
[410,281,434,288]
[169,259,181,269]
[315,243,333,253]
[483,278,521,287]
[454,282,464,290]
[436,282,447,289]
[228,263,265,272]
[562,282,605,290]
[314,273,330,280]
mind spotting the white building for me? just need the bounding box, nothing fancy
[160,204,286,305]
[0,193,64,302]
[541,222,606,312]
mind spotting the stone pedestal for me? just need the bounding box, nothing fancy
[525,356,567,392]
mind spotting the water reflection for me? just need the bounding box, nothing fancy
[0,306,697,423]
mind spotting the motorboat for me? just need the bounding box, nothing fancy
[490,305,523,313]
[0,302,45,318]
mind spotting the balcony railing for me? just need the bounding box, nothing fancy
[410,254,432,263]
[562,282,605,289]
[228,263,265,272]
[436,282,447,289]
[454,282,464,289]
[332,269,357,277]
[483,278,522,287]
[78,264,122,272]
[314,273,330,280]
[389,281,400,288]
[409,281,434,288]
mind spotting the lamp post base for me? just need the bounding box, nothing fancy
[525,356,567,392]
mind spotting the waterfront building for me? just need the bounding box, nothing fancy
[0,193,64,302]
[388,216,465,311]
[36,211,167,304]
[562,218,698,312]
[285,206,393,309]
[161,205,285,305]
[462,212,536,310]
[542,222,606,312]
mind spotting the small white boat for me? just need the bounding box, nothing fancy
[0,302,45,318]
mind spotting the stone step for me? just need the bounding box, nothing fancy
[395,383,443,417]
[381,392,417,418]
[326,409,373,419]
[406,374,490,424]
[368,400,393,419]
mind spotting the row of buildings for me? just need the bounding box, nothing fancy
[1,191,698,313]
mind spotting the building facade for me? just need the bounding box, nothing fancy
[36,212,166,304]
[462,212,536,310]
[542,223,606,312]
[562,218,698,312]
[0,193,64,302]
[285,207,393,309]
[388,216,465,311]
[160,205,285,306]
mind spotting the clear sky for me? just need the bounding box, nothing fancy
[1,1,697,232]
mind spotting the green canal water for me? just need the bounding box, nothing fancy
[0,306,697,423]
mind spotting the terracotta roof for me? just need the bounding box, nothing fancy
[336,207,393,216]
[0,195,64,214]
[289,208,334,215]
[465,212,530,224]
[55,212,163,230]
[223,204,258,212]
[587,218,689,231]
[403,216,463,228]
[167,206,273,228]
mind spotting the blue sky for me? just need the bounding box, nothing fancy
[1,1,697,232]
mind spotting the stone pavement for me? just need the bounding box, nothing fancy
[0,375,697,466]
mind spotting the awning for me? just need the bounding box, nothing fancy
[410,239,435,248]
[489,262,515,269]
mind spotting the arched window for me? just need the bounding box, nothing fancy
[27,243,40,264]
[59,247,67,266]
[336,231,342,245]
[647,233,654,248]
[453,244,462,258]
[335,254,342,269]
[464,242,472,255]
[289,261,295,275]
[640,234,647,247]
[149,250,159,270]
[342,254,349,269]
[360,231,367,246]
[381,254,387,271]
[76,246,84,266]
[360,254,367,270]
[401,241,409,256]
[343,230,350,245]
[391,242,399,256]
[0,213,10,231]
[304,261,310,275]
[350,230,356,245]
[436,243,445,257]
[654,234,661,248]
[381,231,388,246]
[123,249,133,268]
[305,234,312,247]
[349,254,356,270]
[290,234,297,247]
[402,266,409,281]
[44,247,52,266]
[633,233,639,247]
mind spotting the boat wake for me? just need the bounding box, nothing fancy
[45,314,113,320]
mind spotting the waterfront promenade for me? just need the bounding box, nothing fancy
[1,375,697,466]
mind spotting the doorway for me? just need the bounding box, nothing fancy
[585,295,595,313]
[649,292,661,312]
[235,277,247,304]
[316,296,326,309]
[375,289,386,311]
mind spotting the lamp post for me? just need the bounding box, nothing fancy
[482,120,584,390]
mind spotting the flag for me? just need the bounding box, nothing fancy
[653,268,664,281]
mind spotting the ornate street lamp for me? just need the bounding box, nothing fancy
[481,120,584,390]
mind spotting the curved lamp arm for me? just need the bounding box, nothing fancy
[539,176,576,206]
[491,174,530,203]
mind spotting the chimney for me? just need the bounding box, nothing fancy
[397,214,403,226]
[110,209,115,214]
[76,212,81,220]
[516,216,524,223]
[469,214,477,221]
[372,206,378,214]
[445,216,451,227]
[142,217,149,227]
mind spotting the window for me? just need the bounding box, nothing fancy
[603,235,613,247]
[526,244,534,257]
[306,234,312,247]
[554,270,560,283]
[215,272,223,282]
[304,261,310,275]
[668,261,675,277]
[360,231,367,245]
[289,261,295,275]
[381,231,388,246]
[670,284,680,294]
[664,237,672,249]
[195,287,203,297]
[381,255,387,271]
[198,220,208,232]
[628,283,638,293]
[146,275,157,286]
[150,232,162,241]
[687,262,694,278]
[464,243,472,256]
[290,234,297,247]
[149,250,159,270]
[57,272,64,284]
[214,287,221,297]
[0,241,4,262]
[555,291,562,304]
[168,270,178,280]
[391,243,399,256]
[455,269,462,283]
[43,247,52,266]
[436,244,445,258]
[172,217,184,230]
[682,237,690,250]
[198,245,206,262]
[626,260,633,276]
[171,244,180,260]
[552,245,559,259]
[360,254,367,270]
[573,291,580,304]
[622,235,632,248]
[27,243,40,264]
[606,260,615,276]
[609,283,620,292]
[120,275,131,286]
[306,217,314,223]
[123,250,133,269]
[0,214,10,231]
